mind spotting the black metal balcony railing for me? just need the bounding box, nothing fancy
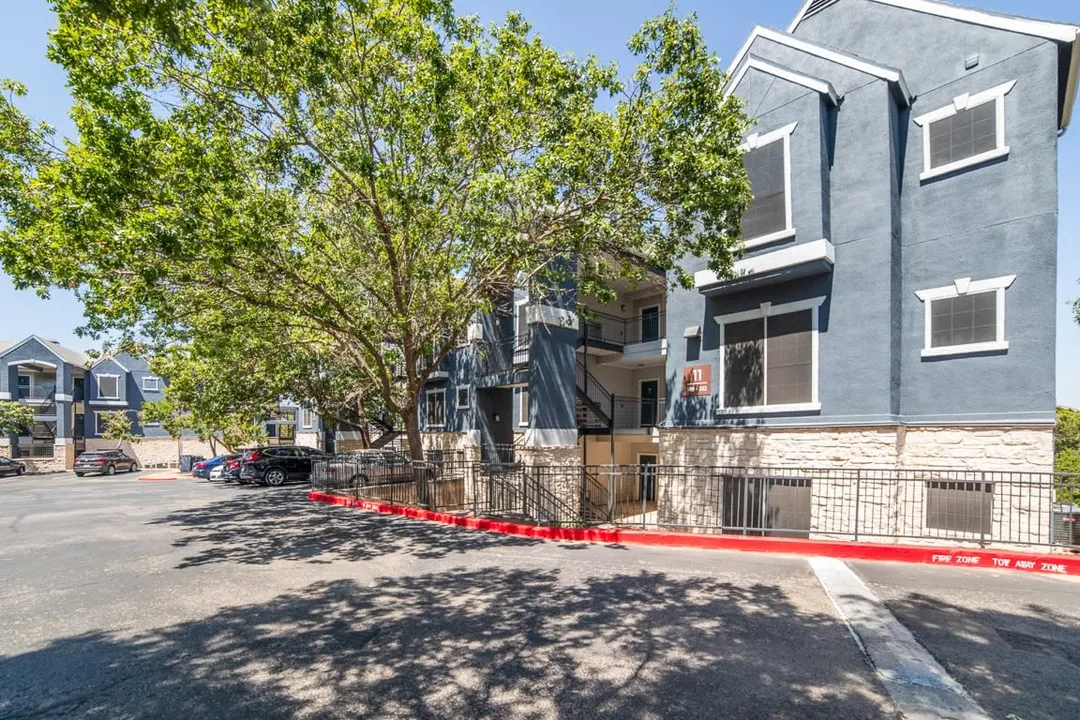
[580,310,666,348]
[612,396,666,429]
[17,385,57,401]
[479,331,531,376]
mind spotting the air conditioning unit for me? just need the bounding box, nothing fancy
[1052,504,1080,549]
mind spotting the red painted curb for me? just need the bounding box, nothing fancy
[308,491,1080,578]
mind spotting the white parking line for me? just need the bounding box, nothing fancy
[809,557,991,720]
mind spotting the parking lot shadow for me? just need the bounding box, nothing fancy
[885,592,1080,720]
[150,488,544,568]
[0,567,899,720]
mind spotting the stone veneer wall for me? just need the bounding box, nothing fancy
[519,445,582,519]
[85,437,219,468]
[658,425,1054,543]
[295,431,322,450]
[420,432,471,455]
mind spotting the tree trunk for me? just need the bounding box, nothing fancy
[404,407,424,461]
[402,407,431,506]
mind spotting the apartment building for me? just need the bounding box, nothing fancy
[1,339,325,469]
[420,0,1076,479]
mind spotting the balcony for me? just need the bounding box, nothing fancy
[579,309,667,367]
[479,331,531,376]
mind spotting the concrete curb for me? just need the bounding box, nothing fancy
[307,491,1080,578]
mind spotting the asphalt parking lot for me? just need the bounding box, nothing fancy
[1,472,1077,719]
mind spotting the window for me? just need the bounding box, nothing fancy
[926,481,992,536]
[915,275,1015,358]
[301,408,316,428]
[740,122,796,247]
[716,297,824,413]
[16,375,30,400]
[97,375,119,399]
[639,306,660,343]
[142,377,160,392]
[519,388,529,426]
[914,80,1015,181]
[456,388,470,409]
[426,390,446,428]
[278,423,296,442]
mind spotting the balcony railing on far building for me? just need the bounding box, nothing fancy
[580,310,666,348]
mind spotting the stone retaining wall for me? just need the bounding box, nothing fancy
[657,425,1055,544]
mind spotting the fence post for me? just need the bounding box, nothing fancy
[742,473,750,536]
[853,470,861,542]
[979,471,987,548]
[608,468,614,523]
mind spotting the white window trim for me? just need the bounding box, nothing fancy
[141,376,160,392]
[740,121,797,248]
[518,388,529,426]
[514,296,529,336]
[425,389,446,428]
[301,408,315,429]
[95,373,121,400]
[714,296,825,414]
[915,275,1015,358]
[455,387,470,410]
[913,80,1016,181]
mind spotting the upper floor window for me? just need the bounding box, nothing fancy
[741,122,797,248]
[915,275,1015,358]
[97,375,119,399]
[914,80,1015,181]
[301,408,316,428]
[142,376,160,392]
[716,297,825,414]
[426,389,446,428]
[456,388,470,410]
[16,375,30,400]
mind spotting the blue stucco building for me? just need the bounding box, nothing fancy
[420,0,1076,477]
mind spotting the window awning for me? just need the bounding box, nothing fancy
[695,239,835,296]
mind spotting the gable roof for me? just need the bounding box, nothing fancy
[727,25,913,104]
[0,335,90,368]
[728,56,841,106]
[90,353,131,374]
[789,0,1079,42]
[786,0,1080,130]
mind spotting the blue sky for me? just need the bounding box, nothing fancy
[1,0,1078,404]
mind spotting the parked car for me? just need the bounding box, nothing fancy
[239,446,327,486]
[209,464,225,481]
[74,450,139,477]
[0,457,26,477]
[314,449,418,488]
[192,454,240,480]
[221,455,245,483]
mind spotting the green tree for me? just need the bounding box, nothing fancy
[0,0,751,459]
[0,401,35,436]
[1055,406,1080,504]
[99,410,138,450]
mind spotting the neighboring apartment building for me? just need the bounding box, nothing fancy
[0,336,90,471]
[1,339,325,470]
[85,353,324,465]
[420,0,1076,478]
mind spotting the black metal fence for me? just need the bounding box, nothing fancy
[311,458,1080,550]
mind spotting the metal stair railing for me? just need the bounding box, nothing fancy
[575,360,613,428]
